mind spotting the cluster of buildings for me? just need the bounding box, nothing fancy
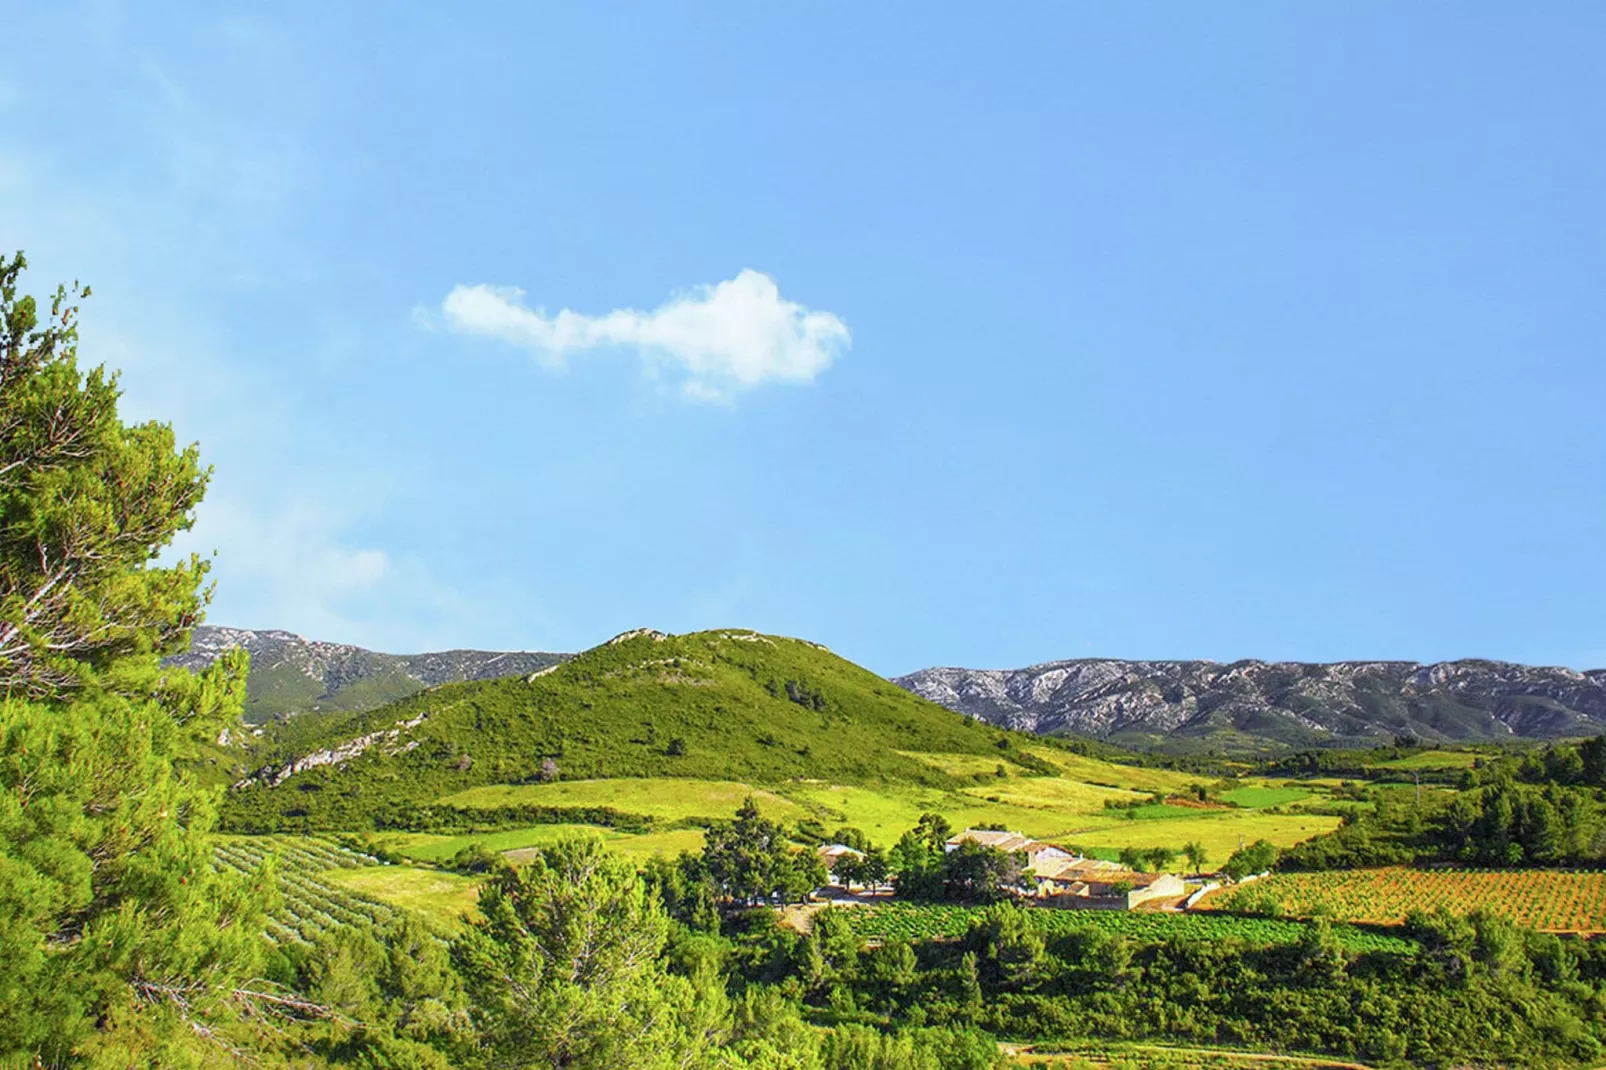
[815,828,1186,910]
[945,829,1186,909]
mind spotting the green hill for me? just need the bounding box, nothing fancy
[218,628,1052,832]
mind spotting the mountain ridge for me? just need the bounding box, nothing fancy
[893,656,1606,752]
[166,625,569,723]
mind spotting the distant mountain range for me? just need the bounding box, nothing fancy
[173,625,1606,752]
[892,658,1606,752]
[166,626,568,723]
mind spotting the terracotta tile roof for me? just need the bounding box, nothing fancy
[816,844,864,861]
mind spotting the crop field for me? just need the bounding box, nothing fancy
[1201,867,1606,932]
[955,775,1143,811]
[437,777,807,823]
[1023,748,1207,795]
[1057,813,1343,863]
[325,866,483,932]
[835,901,1414,954]
[1367,750,1480,771]
[1216,785,1312,808]
[787,783,1079,844]
[213,835,399,945]
[377,824,707,863]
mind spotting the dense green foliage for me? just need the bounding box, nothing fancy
[1220,839,1279,880]
[0,255,273,1065]
[448,835,1004,1069]
[0,665,273,1065]
[657,822,1606,1069]
[703,798,828,904]
[880,814,1032,904]
[1281,738,1606,871]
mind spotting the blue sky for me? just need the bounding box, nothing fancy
[2,3,1604,673]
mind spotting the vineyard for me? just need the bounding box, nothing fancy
[213,835,400,944]
[1202,867,1606,932]
[835,901,1414,954]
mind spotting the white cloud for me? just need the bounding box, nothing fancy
[439,269,850,399]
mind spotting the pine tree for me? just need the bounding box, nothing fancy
[451,836,719,1069]
[0,252,212,699]
[0,254,266,1065]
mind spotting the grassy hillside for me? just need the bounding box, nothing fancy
[220,628,1048,830]
[216,627,1349,879]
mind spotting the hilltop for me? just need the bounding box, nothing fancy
[895,657,1606,752]
[218,628,1046,831]
[167,625,568,723]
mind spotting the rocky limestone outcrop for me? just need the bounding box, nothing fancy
[235,713,429,788]
[893,658,1606,748]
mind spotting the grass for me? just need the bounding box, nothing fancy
[376,824,707,864]
[504,828,706,864]
[326,866,483,933]
[1217,785,1313,808]
[1368,750,1479,771]
[787,782,1126,846]
[438,777,806,824]
[1054,813,1344,862]
[955,775,1142,811]
[1023,748,1206,795]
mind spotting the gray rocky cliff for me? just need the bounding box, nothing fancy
[893,658,1606,750]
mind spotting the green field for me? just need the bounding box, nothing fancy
[898,750,1042,778]
[1368,750,1480,771]
[788,782,1120,846]
[786,776,1338,861]
[1024,748,1207,795]
[326,866,483,932]
[1054,813,1343,862]
[1217,785,1312,808]
[954,774,1142,811]
[438,777,807,823]
[377,824,707,864]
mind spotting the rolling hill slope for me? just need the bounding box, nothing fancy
[218,628,1048,831]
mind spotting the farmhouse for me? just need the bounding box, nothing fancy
[816,843,864,885]
[945,829,1073,868]
[947,827,1185,909]
[1032,856,1187,909]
